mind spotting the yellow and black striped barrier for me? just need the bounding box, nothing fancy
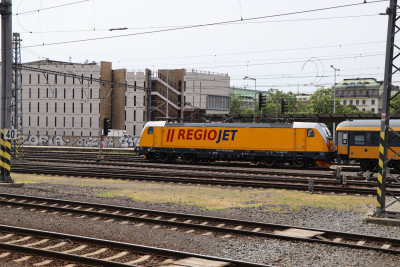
[0,129,11,179]
[377,130,386,213]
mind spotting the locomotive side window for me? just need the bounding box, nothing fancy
[354,134,365,145]
[307,129,314,137]
[147,127,154,134]
[342,133,348,144]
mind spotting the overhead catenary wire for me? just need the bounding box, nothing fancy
[21,0,387,48]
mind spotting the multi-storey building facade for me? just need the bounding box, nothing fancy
[20,59,230,140]
[335,78,383,113]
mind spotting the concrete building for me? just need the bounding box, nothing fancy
[20,60,230,140]
[335,78,383,113]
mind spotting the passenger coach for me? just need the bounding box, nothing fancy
[138,121,334,168]
[336,120,400,171]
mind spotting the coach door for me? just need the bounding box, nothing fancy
[294,128,306,151]
[153,127,163,147]
[337,131,349,156]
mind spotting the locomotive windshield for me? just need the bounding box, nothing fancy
[320,124,332,138]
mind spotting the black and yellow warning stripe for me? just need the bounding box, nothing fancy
[0,129,11,177]
[377,131,386,210]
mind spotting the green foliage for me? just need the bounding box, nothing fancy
[229,93,243,116]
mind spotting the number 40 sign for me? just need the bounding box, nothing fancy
[3,129,17,140]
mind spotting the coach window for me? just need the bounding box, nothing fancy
[148,127,153,134]
[307,129,314,137]
[354,134,365,145]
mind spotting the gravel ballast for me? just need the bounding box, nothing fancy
[0,179,399,266]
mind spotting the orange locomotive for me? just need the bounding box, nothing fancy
[138,121,335,167]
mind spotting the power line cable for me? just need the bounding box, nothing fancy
[22,0,387,48]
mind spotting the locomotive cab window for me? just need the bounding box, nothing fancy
[354,134,365,145]
[307,129,314,137]
[147,127,154,134]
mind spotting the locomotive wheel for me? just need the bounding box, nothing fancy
[158,153,169,162]
[262,157,276,167]
[145,153,155,160]
[292,158,306,168]
[182,154,195,163]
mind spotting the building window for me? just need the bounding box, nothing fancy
[372,108,375,112]
[356,100,359,105]
[81,103,83,113]
[28,116,31,127]
[134,96,136,106]
[38,88,40,98]
[72,117,74,127]
[343,100,347,105]
[134,81,137,92]
[362,100,366,105]
[37,103,40,112]
[143,96,145,106]
[372,90,376,96]
[350,100,353,105]
[64,74,66,84]
[90,117,92,127]
[366,91,369,97]
[134,110,136,121]
[90,74,93,84]
[55,75,57,84]
[29,74,32,84]
[64,103,66,113]
[29,102,31,112]
[55,117,57,127]
[125,110,126,121]
[64,88,66,99]
[38,74,40,84]
[73,89,75,99]
[90,103,92,113]
[29,88,31,98]
[72,103,75,113]
[206,95,230,111]
[63,117,65,127]
[134,125,136,135]
[46,102,48,112]
[347,91,351,97]
[55,103,57,113]
[90,89,92,99]
[362,108,365,112]
[125,96,127,106]
[81,117,83,127]
[37,116,40,126]
[46,88,49,98]
[55,88,58,98]
[81,89,84,99]
[46,116,48,127]
[371,100,375,105]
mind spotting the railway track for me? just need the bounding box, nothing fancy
[0,223,266,266]
[1,193,400,256]
[11,161,399,196]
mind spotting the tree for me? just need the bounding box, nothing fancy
[229,93,243,116]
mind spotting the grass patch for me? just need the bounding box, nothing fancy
[11,173,375,211]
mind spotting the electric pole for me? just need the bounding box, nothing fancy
[0,0,13,182]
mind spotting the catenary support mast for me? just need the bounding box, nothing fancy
[376,0,400,218]
[0,0,13,182]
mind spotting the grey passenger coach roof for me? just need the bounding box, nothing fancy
[337,120,400,128]
[165,123,294,128]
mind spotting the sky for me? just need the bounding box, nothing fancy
[11,0,394,94]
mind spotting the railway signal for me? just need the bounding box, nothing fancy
[258,92,266,111]
[103,118,111,136]
[280,99,288,114]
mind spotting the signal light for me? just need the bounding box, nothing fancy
[258,92,267,111]
[103,118,111,136]
[280,99,288,114]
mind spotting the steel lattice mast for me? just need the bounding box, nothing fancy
[376,0,400,218]
[11,32,23,159]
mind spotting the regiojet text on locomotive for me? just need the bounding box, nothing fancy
[166,129,238,143]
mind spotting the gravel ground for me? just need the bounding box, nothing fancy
[0,181,399,266]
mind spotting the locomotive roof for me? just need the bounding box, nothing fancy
[164,122,323,129]
[337,120,400,129]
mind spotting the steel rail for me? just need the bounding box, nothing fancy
[0,224,268,267]
[1,193,400,255]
